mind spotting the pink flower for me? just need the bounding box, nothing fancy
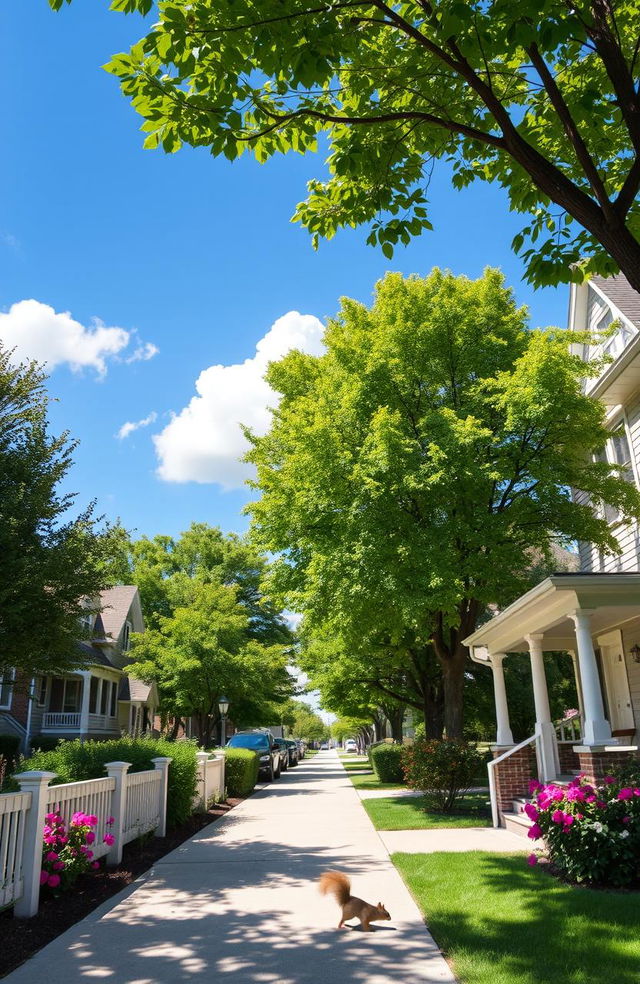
[72,812,87,825]
[45,851,59,862]
[47,874,61,888]
[40,871,49,886]
[528,824,542,840]
[634,789,640,797]
[103,833,115,847]
[527,853,538,866]
[566,787,585,803]
[106,816,115,826]
[603,776,615,784]
[563,814,575,829]
[85,815,98,827]
[45,812,58,823]
[617,788,633,801]
[43,835,57,846]
[524,803,539,821]
[53,861,65,871]
[85,832,96,845]
[551,809,565,824]
[528,779,542,794]
[596,800,606,809]
[622,816,630,824]
[586,795,596,803]
[91,861,100,870]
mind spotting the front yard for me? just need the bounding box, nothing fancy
[394,851,640,984]
[364,793,491,829]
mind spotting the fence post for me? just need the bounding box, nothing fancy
[105,761,131,866]
[213,752,225,802]
[13,770,57,918]
[151,757,172,837]
[195,751,209,811]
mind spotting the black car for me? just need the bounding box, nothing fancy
[227,731,281,781]
[274,737,299,768]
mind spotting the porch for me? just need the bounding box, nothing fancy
[463,573,640,825]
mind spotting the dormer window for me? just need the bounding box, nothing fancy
[122,621,132,653]
[79,611,93,636]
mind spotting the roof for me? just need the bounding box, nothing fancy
[77,641,116,669]
[591,274,640,328]
[118,676,153,702]
[97,586,139,641]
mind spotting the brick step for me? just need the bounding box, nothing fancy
[503,811,535,839]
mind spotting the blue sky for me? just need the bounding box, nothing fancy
[1,0,567,543]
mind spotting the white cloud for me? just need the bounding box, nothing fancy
[117,411,158,441]
[0,299,157,377]
[154,310,325,489]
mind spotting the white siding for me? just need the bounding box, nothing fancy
[620,623,640,740]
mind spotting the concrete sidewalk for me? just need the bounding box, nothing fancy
[6,751,456,984]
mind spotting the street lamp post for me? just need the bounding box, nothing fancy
[218,695,229,747]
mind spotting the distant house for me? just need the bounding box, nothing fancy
[0,586,158,753]
[464,274,640,825]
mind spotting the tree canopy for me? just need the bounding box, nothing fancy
[246,268,640,736]
[51,0,640,290]
[0,346,122,681]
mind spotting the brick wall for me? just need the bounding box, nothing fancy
[576,748,639,784]
[557,742,581,774]
[492,745,537,818]
[6,670,30,727]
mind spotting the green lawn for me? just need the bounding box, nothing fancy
[393,852,640,984]
[364,793,491,829]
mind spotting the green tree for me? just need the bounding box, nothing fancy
[127,579,294,746]
[247,269,640,737]
[289,700,329,742]
[0,346,122,680]
[52,0,640,290]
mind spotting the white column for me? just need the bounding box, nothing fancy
[105,761,130,866]
[568,649,585,726]
[14,770,57,918]
[79,671,91,738]
[152,757,172,838]
[525,634,559,780]
[196,751,209,811]
[490,653,514,746]
[569,610,612,745]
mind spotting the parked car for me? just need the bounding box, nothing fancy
[282,738,300,767]
[344,739,358,753]
[226,730,281,781]
[272,737,290,771]
[295,740,305,760]
[320,742,329,750]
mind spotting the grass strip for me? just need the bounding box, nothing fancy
[364,793,491,829]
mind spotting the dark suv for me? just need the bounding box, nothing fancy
[226,730,281,781]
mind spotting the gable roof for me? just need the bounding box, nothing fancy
[118,676,154,702]
[97,585,139,642]
[591,274,640,328]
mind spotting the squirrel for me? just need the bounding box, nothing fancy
[319,871,391,931]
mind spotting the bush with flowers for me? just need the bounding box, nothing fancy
[526,773,640,887]
[40,811,116,891]
[402,739,484,812]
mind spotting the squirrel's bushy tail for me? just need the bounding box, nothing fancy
[319,870,351,906]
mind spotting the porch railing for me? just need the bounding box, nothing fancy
[554,709,582,743]
[487,733,539,828]
[42,712,81,730]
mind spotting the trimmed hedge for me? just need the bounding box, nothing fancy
[16,736,199,829]
[221,747,259,797]
[369,743,404,783]
[402,739,484,812]
[30,735,64,753]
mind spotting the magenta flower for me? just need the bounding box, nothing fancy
[103,833,115,847]
[527,853,538,866]
[551,809,565,824]
[566,786,585,803]
[53,861,65,871]
[91,861,100,870]
[586,795,596,803]
[47,874,61,888]
[45,812,58,823]
[596,800,606,809]
[106,816,115,826]
[528,823,542,840]
[634,788,640,796]
[622,816,630,824]
[617,788,633,801]
[524,803,539,821]
[40,871,49,886]
[603,775,615,784]
[528,779,542,794]
[72,812,86,825]
[563,814,575,829]
[45,851,59,862]
[85,831,96,845]
[85,815,98,827]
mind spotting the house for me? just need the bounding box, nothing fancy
[0,586,158,753]
[463,274,640,827]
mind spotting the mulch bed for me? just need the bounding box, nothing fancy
[0,798,242,979]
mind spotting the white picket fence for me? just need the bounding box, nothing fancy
[0,757,171,918]
[194,751,225,811]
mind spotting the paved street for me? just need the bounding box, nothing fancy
[6,751,456,984]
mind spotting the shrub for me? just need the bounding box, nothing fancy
[402,739,484,812]
[30,736,65,753]
[222,747,259,797]
[527,774,640,887]
[40,810,115,891]
[0,735,21,774]
[369,743,404,783]
[17,736,199,829]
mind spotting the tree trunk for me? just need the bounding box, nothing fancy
[442,653,466,738]
[383,704,406,743]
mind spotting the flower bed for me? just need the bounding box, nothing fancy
[526,773,640,887]
[40,810,116,891]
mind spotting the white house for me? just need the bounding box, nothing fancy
[463,274,640,826]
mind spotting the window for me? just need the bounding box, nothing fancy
[34,676,47,707]
[48,678,81,713]
[609,425,635,484]
[122,622,131,653]
[0,669,14,710]
[79,611,93,636]
[110,682,117,717]
[89,676,100,714]
[100,680,110,715]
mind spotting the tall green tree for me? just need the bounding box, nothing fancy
[288,700,330,743]
[52,0,640,290]
[0,346,121,680]
[247,268,640,737]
